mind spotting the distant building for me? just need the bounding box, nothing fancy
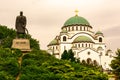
[47,11,113,70]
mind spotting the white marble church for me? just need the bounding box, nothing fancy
[47,11,113,70]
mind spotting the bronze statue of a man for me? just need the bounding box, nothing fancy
[15,11,27,38]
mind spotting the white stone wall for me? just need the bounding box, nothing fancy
[77,49,100,64]
[48,25,113,70]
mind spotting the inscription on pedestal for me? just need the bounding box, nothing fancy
[12,39,31,52]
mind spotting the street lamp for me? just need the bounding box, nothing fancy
[99,53,102,65]
[98,50,102,65]
[99,52,103,72]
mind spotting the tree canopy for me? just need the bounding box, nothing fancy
[20,50,108,80]
[0,48,22,80]
[0,25,108,80]
[61,49,75,62]
[0,25,40,50]
[110,49,120,79]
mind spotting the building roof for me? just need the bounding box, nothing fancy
[95,31,103,35]
[61,28,67,33]
[48,39,59,46]
[73,36,93,43]
[63,15,90,27]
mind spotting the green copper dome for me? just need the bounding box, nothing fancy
[64,15,90,27]
[73,36,93,43]
[95,31,103,35]
[48,39,59,46]
[61,28,67,33]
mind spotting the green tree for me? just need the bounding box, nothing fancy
[61,50,68,60]
[0,25,16,48]
[110,49,120,79]
[0,25,40,79]
[0,25,40,50]
[30,38,40,50]
[68,49,75,62]
[20,50,108,80]
[61,49,75,62]
[0,25,108,80]
[0,48,21,80]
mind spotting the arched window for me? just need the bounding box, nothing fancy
[76,26,78,30]
[53,46,54,50]
[93,60,98,66]
[86,44,87,47]
[63,36,66,41]
[66,28,68,31]
[69,27,70,31]
[84,27,85,31]
[82,60,86,64]
[87,58,92,64]
[72,27,74,31]
[99,37,102,42]
[78,44,80,47]
[82,44,84,47]
[80,26,82,31]
[56,46,58,50]
[89,44,91,47]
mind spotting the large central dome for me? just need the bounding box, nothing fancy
[63,15,90,27]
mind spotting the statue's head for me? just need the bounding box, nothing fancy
[20,11,23,16]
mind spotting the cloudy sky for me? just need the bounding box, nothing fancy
[0,0,120,52]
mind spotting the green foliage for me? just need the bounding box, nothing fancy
[0,25,40,50]
[0,25,16,39]
[0,25,108,79]
[20,50,57,80]
[0,48,21,80]
[61,50,68,60]
[61,49,75,62]
[110,49,120,78]
[0,71,15,80]
[29,38,40,50]
[20,50,108,80]
[0,25,16,48]
[68,49,75,62]
[0,48,108,80]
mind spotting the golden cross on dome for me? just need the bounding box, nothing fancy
[75,10,79,16]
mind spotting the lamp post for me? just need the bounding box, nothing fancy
[99,54,102,66]
[99,52,103,72]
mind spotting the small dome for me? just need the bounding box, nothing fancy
[48,39,59,46]
[73,36,93,43]
[95,31,103,35]
[63,15,90,27]
[61,28,67,33]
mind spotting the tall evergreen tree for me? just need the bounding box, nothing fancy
[68,49,75,62]
[110,49,120,79]
[61,50,68,60]
[61,49,75,62]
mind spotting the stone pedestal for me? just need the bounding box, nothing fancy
[12,39,31,52]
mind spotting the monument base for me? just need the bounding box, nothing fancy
[12,39,31,52]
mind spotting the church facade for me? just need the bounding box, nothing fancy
[47,13,113,70]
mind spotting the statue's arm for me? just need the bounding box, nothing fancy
[24,16,27,26]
